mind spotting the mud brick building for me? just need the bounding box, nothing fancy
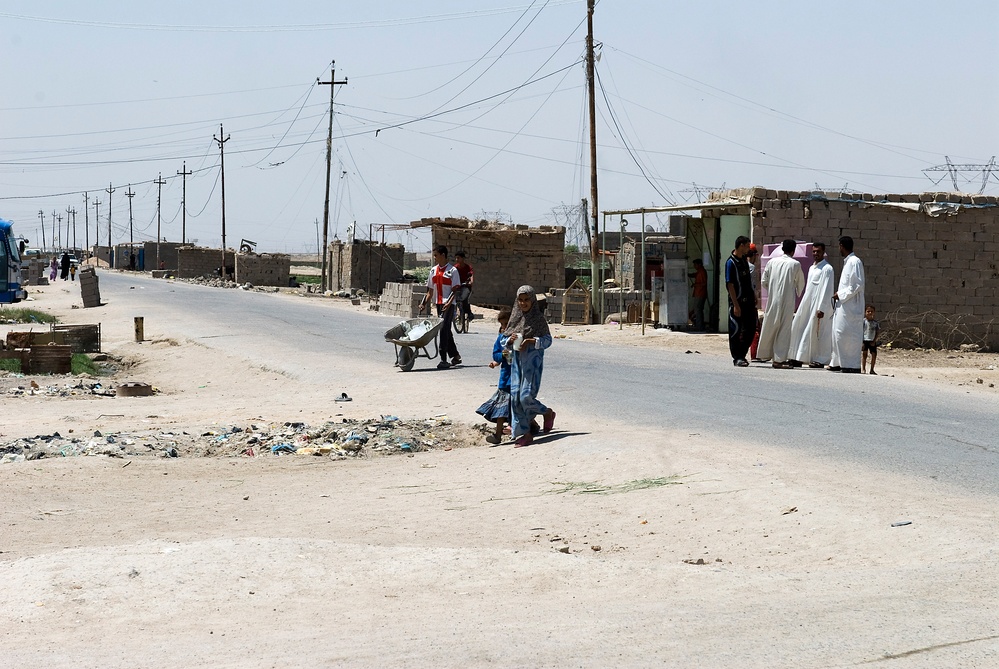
[414,217,565,308]
[328,239,405,294]
[653,188,999,348]
[235,253,291,286]
[176,247,236,279]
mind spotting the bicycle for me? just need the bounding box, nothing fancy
[452,285,473,334]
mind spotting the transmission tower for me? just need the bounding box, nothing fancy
[678,182,726,203]
[923,156,997,194]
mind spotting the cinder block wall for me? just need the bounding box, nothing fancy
[428,222,565,307]
[141,242,184,270]
[235,253,290,286]
[329,240,406,293]
[380,282,428,318]
[749,187,999,349]
[177,247,236,279]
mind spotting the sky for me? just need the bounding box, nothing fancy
[1,1,997,255]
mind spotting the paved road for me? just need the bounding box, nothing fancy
[100,272,999,496]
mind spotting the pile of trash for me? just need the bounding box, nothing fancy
[4,378,117,398]
[0,415,480,464]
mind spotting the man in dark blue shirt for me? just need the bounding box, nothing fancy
[725,235,756,367]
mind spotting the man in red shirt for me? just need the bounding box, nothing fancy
[419,245,462,369]
[453,251,474,327]
[689,258,708,331]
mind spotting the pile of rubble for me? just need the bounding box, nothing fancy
[0,415,483,464]
[4,378,117,398]
[177,276,239,289]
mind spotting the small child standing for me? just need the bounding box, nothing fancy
[862,304,880,375]
[476,307,512,445]
[69,263,77,281]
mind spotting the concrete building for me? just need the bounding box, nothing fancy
[639,187,999,349]
[414,217,565,308]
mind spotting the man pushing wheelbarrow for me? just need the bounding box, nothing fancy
[418,245,463,370]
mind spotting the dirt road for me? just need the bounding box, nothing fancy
[1,277,997,668]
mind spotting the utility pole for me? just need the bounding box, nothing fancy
[317,62,348,292]
[66,206,73,251]
[83,192,89,257]
[213,125,230,279]
[38,210,46,252]
[126,185,135,268]
[177,161,191,244]
[105,183,115,268]
[154,173,166,270]
[93,198,101,262]
[70,207,77,251]
[586,0,600,301]
[52,210,59,250]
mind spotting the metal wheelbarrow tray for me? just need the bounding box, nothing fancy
[384,317,444,371]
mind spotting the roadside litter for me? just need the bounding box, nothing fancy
[0,415,472,464]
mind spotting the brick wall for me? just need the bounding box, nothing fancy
[424,220,565,308]
[236,253,291,286]
[380,282,428,318]
[177,247,236,279]
[747,187,999,349]
[329,240,406,293]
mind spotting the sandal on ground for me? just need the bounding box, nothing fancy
[514,434,533,448]
[486,434,502,445]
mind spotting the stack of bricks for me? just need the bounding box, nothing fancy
[742,187,999,349]
[379,282,427,318]
[24,259,46,286]
[177,247,236,279]
[78,266,101,308]
[328,240,405,294]
[235,253,291,286]
[425,220,565,307]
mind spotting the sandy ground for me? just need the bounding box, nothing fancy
[1,276,998,668]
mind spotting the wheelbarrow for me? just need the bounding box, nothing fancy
[384,317,444,372]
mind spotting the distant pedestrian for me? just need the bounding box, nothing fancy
[505,285,555,447]
[60,252,71,280]
[418,245,462,369]
[69,263,77,281]
[129,253,137,271]
[830,236,866,373]
[726,236,756,367]
[862,305,880,375]
[689,258,708,330]
[476,307,513,445]
[49,257,59,282]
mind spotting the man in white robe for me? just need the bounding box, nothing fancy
[757,239,805,367]
[829,235,866,373]
[789,242,835,367]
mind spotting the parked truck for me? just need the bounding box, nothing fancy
[0,218,28,303]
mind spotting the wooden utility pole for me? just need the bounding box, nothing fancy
[93,199,101,259]
[70,207,77,251]
[83,192,89,257]
[317,62,348,292]
[38,210,45,252]
[154,174,166,269]
[213,125,230,279]
[126,186,135,267]
[105,183,115,267]
[52,210,58,250]
[177,161,191,244]
[586,0,600,293]
[65,206,73,251]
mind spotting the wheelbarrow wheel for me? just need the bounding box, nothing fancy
[397,346,416,372]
